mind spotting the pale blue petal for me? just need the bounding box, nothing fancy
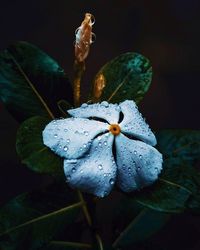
[43,117,108,159]
[119,100,157,146]
[68,102,120,124]
[63,133,117,197]
[115,133,163,192]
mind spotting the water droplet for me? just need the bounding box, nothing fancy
[80,170,83,174]
[66,139,70,143]
[66,159,77,164]
[155,167,158,172]
[101,101,109,107]
[133,161,136,166]
[84,131,89,136]
[63,146,68,151]
[72,167,76,173]
[104,191,108,196]
[98,142,102,146]
[66,175,71,181]
[81,103,88,108]
[109,178,114,185]
[64,129,68,132]
[98,136,102,140]
[134,150,137,155]
[139,155,142,159]
[128,173,131,176]
[115,106,121,111]
[103,173,107,177]
[98,164,103,170]
[54,134,58,138]
[137,166,141,171]
[83,143,87,148]
[104,141,107,146]
[128,167,131,171]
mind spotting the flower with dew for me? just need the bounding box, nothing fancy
[43,100,163,197]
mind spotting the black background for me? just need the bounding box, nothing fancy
[0,1,200,249]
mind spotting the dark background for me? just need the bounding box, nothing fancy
[0,0,200,249]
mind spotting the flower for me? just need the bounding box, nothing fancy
[43,100,163,197]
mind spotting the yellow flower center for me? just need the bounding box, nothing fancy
[109,124,121,135]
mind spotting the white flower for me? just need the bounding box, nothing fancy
[43,100,163,197]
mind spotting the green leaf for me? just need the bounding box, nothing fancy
[156,129,200,165]
[156,130,200,212]
[0,41,73,122]
[112,208,170,248]
[131,178,191,213]
[16,116,63,177]
[91,52,152,103]
[0,182,81,250]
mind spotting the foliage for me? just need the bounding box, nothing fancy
[0,41,200,249]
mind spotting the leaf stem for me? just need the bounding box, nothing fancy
[73,60,85,107]
[0,201,83,237]
[95,233,104,250]
[49,240,92,248]
[77,190,92,226]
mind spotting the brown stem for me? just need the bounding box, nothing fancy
[73,60,85,107]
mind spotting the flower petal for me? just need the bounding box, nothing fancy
[119,100,157,146]
[68,102,120,124]
[43,117,108,159]
[115,133,163,192]
[63,133,117,197]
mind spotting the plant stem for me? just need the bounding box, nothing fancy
[73,60,85,107]
[95,233,104,250]
[0,201,83,237]
[50,240,92,248]
[77,190,92,226]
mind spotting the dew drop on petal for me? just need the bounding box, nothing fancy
[81,103,88,108]
[63,146,68,151]
[66,175,71,181]
[139,155,142,159]
[98,142,102,146]
[104,141,107,146]
[101,101,109,107]
[72,167,76,173]
[109,178,114,185]
[66,139,70,143]
[54,134,58,138]
[64,129,68,132]
[98,164,103,170]
[84,131,89,136]
[134,150,137,155]
[83,143,87,148]
[66,159,78,164]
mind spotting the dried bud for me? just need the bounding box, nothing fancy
[74,13,95,62]
[93,73,106,101]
